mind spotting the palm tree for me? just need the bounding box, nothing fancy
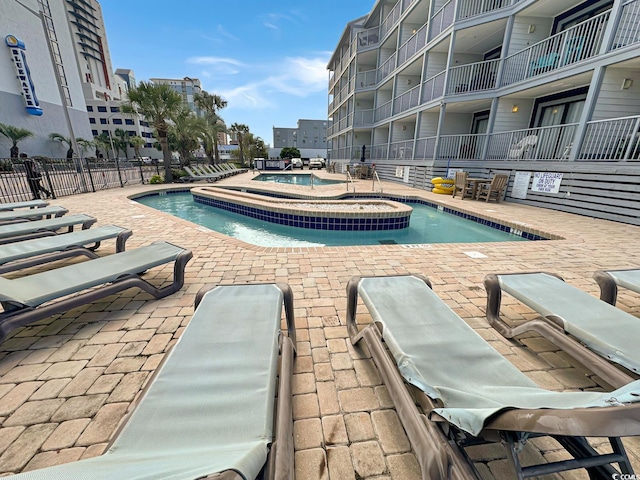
[129,136,145,159]
[49,133,74,159]
[168,107,203,167]
[93,133,112,159]
[121,81,184,182]
[76,138,94,158]
[194,91,228,165]
[0,123,33,158]
[199,115,227,165]
[193,91,227,116]
[114,128,130,160]
[229,123,249,166]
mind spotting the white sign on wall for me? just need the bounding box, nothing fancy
[531,172,563,194]
[512,172,531,199]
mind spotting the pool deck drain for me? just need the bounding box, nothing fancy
[0,171,639,479]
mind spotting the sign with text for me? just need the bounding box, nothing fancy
[531,172,563,194]
[5,35,43,116]
[512,172,531,199]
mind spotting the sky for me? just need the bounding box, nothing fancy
[100,1,373,146]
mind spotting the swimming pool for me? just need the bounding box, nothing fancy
[136,191,530,247]
[252,173,343,186]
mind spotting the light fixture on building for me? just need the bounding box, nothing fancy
[528,24,536,33]
[511,105,519,113]
[412,29,417,34]
[402,125,407,131]
[622,78,633,90]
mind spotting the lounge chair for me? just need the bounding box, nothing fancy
[0,225,132,274]
[484,272,640,388]
[9,282,295,480]
[475,173,509,202]
[0,214,96,244]
[452,171,473,199]
[0,199,48,211]
[0,205,67,225]
[347,274,640,479]
[0,241,192,345]
[182,166,224,183]
[593,268,640,305]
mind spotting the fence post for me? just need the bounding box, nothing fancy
[40,159,56,199]
[84,160,96,192]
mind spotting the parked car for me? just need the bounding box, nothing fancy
[291,158,303,169]
[308,158,326,170]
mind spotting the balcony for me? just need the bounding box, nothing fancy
[579,115,640,161]
[375,100,393,122]
[389,140,414,160]
[397,23,428,67]
[446,59,500,95]
[456,0,514,20]
[380,0,403,39]
[357,27,381,51]
[415,137,437,159]
[611,0,640,50]
[354,109,375,127]
[421,71,446,105]
[429,0,455,41]
[378,53,397,82]
[437,134,488,159]
[393,84,421,115]
[501,10,610,87]
[355,70,377,90]
[486,124,577,160]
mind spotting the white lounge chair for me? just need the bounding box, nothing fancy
[0,205,67,225]
[0,200,49,211]
[0,214,96,244]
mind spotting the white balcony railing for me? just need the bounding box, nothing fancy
[456,0,511,20]
[378,53,397,82]
[380,0,402,38]
[357,27,381,51]
[375,100,393,122]
[446,59,500,94]
[578,115,640,161]
[355,70,377,90]
[501,10,610,86]
[421,71,446,104]
[371,143,389,159]
[397,22,428,67]
[437,134,488,159]
[389,140,414,160]
[486,124,578,160]
[429,0,455,41]
[611,0,640,50]
[415,137,437,159]
[393,84,421,115]
[353,109,375,126]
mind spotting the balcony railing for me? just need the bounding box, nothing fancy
[402,0,418,12]
[375,100,393,122]
[357,27,381,51]
[380,0,402,38]
[429,0,455,41]
[378,53,397,82]
[355,70,377,90]
[421,71,446,104]
[397,22,428,67]
[393,84,421,115]
[354,109,375,126]
[371,143,389,159]
[456,0,511,20]
[578,115,640,161]
[389,140,414,160]
[437,134,488,159]
[415,137,437,159]
[446,59,500,94]
[611,0,640,50]
[501,10,610,86]
[487,124,577,160]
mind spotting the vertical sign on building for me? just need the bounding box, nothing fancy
[5,35,43,116]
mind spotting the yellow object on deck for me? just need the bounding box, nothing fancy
[430,177,454,194]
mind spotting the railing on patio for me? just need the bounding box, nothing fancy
[371,143,389,160]
[357,26,381,51]
[437,134,488,159]
[421,71,446,104]
[354,109,375,126]
[456,0,512,20]
[486,123,578,160]
[389,140,414,160]
[446,59,500,94]
[397,22,428,67]
[501,10,610,86]
[375,100,393,122]
[393,84,421,115]
[378,53,397,82]
[0,157,158,203]
[380,0,403,38]
[578,115,640,161]
[355,69,377,90]
[415,136,437,159]
[428,0,455,41]
[611,0,640,50]
[402,0,418,12]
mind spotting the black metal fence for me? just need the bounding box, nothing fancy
[0,158,163,203]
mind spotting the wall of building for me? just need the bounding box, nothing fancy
[591,65,640,121]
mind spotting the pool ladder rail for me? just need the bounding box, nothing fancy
[345,171,356,194]
[372,170,383,196]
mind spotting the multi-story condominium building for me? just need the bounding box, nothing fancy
[150,77,203,117]
[0,0,92,157]
[273,119,329,150]
[328,0,640,225]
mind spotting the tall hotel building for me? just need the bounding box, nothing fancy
[327,0,640,225]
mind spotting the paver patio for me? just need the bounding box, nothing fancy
[1,170,639,479]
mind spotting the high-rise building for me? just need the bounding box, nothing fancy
[273,119,328,149]
[150,77,203,117]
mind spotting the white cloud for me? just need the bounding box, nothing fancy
[186,56,244,75]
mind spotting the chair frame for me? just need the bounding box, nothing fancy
[593,268,640,305]
[484,272,636,389]
[348,274,640,479]
[475,174,509,202]
[452,171,474,199]
[0,215,97,245]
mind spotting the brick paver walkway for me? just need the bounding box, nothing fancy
[1,171,639,479]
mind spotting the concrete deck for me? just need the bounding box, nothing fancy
[1,170,639,479]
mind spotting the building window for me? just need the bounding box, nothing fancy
[113,118,123,124]
[110,106,119,112]
[100,118,107,124]
[125,119,134,125]
[89,118,96,124]
[87,106,94,112]
[128,131,135,136]
[91,129,98,136]
[97,106,107,112]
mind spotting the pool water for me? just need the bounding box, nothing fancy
[137,192,527,247]
[252,173,343,186]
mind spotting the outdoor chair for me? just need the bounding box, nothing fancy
[508,135,538,159]
[0,214,96,245]
[9,282,295,480]
[0,241,192,345]
[594,267,640,305]
[475,173,508,202]
[452,171,473,199]
[484,272,640,389]
[0,225,132,274]
[0,205,67,225]
[181,166,224,183]
[0,199,48,211]
[347,274,640,479]
[530,52,559,76]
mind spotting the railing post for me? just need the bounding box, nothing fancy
[569,66,606,161]
[622,117,640,160]
[40,158,56,199]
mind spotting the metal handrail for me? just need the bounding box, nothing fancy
[310,173,314,189]
[346,170,356,194]
[372,169,383,194]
